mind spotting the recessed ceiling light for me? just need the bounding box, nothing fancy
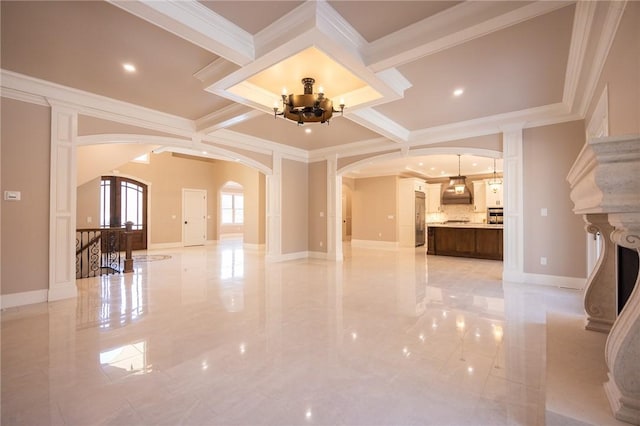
[122,63,136,73]
[453,88,464,97]
[305,128,312,134]
[418,162,424,166]
[472,162,478,167]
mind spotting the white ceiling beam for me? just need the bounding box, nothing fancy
[196,104,264,134]
[348,108,410,144]
[108,0,255,65]
[366,1,575,72]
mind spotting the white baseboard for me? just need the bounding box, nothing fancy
[504,270,586,290]
[350,239,399,250]
[48,282,78,302]
[266,251,309,263]
[147,242,183,250]
[243,243,265,250]
[1,289,48,309]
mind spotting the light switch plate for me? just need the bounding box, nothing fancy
[4,190,21,201]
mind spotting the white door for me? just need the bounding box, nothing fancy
[183,189,207,246]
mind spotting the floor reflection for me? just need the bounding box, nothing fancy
[76,270,146,329]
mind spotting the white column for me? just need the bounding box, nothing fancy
[326,155,343,261]
[502,127,524,283]
[265,153,282,261]
[48,104,78,301]
[583,213,617,333]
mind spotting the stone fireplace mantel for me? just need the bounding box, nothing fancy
[567,134,640,424]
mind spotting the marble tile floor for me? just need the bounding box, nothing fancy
[0,239,606,425]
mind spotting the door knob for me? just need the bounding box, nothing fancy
[184,221,188,224]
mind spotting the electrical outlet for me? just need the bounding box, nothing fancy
[319,241,323,247]
[540,257,547,265]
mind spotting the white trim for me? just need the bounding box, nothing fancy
[1,69,194,136]
[562,1,597,109]
[48,282,78,302]
[148,242,184,250]
[107,0,254,65]
[206,129,309,163]
[308,251,329,260]
[586,85,609,139]
[576,1,627,117]
[0,86,49,107]
[243,243,265,251]
[350,239,400,250]
[266,251,309,263]
[348,108,410,143]
[520,273,586,290]
[366,1,572,71]
[1,290,48,309]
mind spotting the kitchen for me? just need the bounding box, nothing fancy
[345,153,504,260]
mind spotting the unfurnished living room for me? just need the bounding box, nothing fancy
[1,1,639,425]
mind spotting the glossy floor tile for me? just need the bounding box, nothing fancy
[1,240,594,425]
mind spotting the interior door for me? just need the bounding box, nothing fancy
[183,189,207,246]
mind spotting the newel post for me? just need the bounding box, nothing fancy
[123,221,134,273]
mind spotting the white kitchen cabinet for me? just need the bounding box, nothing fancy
[485,180,503,207]
[426,183,442,213]
[472,180,486,212]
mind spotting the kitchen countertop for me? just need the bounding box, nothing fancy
[427,222,504,229]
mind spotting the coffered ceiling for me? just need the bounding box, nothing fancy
[1,0,600,177]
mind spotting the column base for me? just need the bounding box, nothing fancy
[604,374,640,425]
[586,318,613,333]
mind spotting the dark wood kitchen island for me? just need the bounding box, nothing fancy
[427,223,503,260]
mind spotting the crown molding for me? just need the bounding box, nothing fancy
[576,1,627,118]
[107,0,254,65]
[0,86,49,107]
[409,102,579,146]
[563,0,597,110]
[1,69,194,137]
[366,1,574,72]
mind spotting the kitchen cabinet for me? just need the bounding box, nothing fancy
[485,181,503,207]
[473,180,486,212]
[426,183,442,213]
[427,225,503,260]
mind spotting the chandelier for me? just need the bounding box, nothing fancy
[487,158,502,193]
[273,78,345,125]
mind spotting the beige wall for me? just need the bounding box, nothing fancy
[76,177,100,228]
[586,2,639,136]
[1,98,51,296]
[523,120,587,278]
[308,160,327,253]
[281,159,308,254]
[76,152,265,245]
[352,176,398,242]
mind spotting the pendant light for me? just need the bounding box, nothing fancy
[449,155,467,194]
[488,158,502,193]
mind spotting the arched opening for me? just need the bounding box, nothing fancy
[100,175,148,250]
[219,181,244,240]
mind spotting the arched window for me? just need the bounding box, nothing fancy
[100,176,147,249]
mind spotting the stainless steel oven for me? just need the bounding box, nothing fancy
[487,207,503,224]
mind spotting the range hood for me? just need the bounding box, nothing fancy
[442,184,472,204]
[442,155,472,204]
